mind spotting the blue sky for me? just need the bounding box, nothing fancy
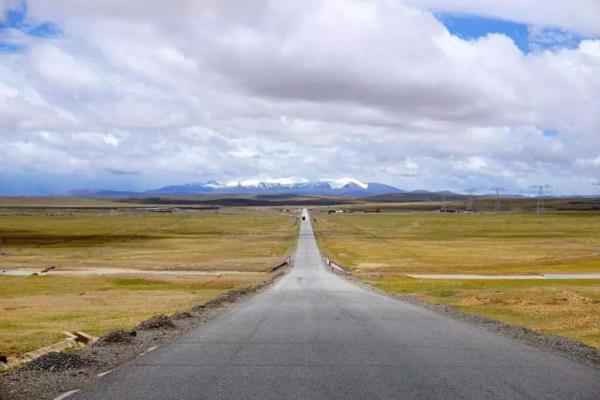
[435,12,589,54]
[0,1,599,195]
[436,13,532,52]
[0,1,59,51]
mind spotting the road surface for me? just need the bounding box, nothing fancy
[73,210,600,399]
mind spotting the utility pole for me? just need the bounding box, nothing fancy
[465,188,477,212]
[594,181,600,201]
[491,187,505,212]
[530,184,552,214]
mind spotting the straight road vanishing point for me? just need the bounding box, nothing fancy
[72,210,600,400]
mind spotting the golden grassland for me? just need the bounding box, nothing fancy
[0,197,137,208]
[0,209,297,356]
[334,197,600,213]
[315,212,600,274]
[314,211,600,347]
[0,274,265,356]
[0,211,297,272]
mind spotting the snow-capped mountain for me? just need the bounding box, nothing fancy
[67,178,404,197]
[149,178,402,196]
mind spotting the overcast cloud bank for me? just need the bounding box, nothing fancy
[0,0,599,195]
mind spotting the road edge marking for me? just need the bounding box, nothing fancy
[96,368,114,378]
[140,345,158,356]
[53,389,80,400]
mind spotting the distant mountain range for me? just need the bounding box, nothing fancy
[66,178,406,197]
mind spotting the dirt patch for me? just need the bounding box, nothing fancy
[22,352,93,372]
[172,311,193,320]
[551,290,593,305]
[454,290,597,308]
[0,267,289,400]
[136,315,175,330]
[98,330,136,345]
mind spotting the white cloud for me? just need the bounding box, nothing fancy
[31,44,102,89]
[0,0,599,194]
[451,156,488,173]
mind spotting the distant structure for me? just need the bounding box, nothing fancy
[594,181,600,200]
[531,184,552,214]
[491,187,505,212]
[464,188,477,212]
[441,192,447,213]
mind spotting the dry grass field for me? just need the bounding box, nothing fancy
[0,211,297,272]
[0,208,297,357]
[314,211,600,347]
[315,212,600,274]
[0,197,136,208]
[0,273,264,356]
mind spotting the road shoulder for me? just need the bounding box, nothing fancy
[336,271,600,368]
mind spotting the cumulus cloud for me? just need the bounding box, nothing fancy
[0,0,599,194]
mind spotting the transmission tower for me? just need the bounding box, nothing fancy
[530,184,552,214]
[594,181,600,201]
[491,187,505,212]
[464,188,477,212]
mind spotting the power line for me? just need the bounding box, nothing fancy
[491,187,505,212]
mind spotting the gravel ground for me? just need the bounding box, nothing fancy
[0,268,288,400]
[23,353,93,373]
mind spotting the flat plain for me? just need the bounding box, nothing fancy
[316,211,600,274]
[315,210,600,347]
[0,211,296,272]
[0,208,297,357]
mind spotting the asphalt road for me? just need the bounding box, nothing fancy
[73,210,600,400]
